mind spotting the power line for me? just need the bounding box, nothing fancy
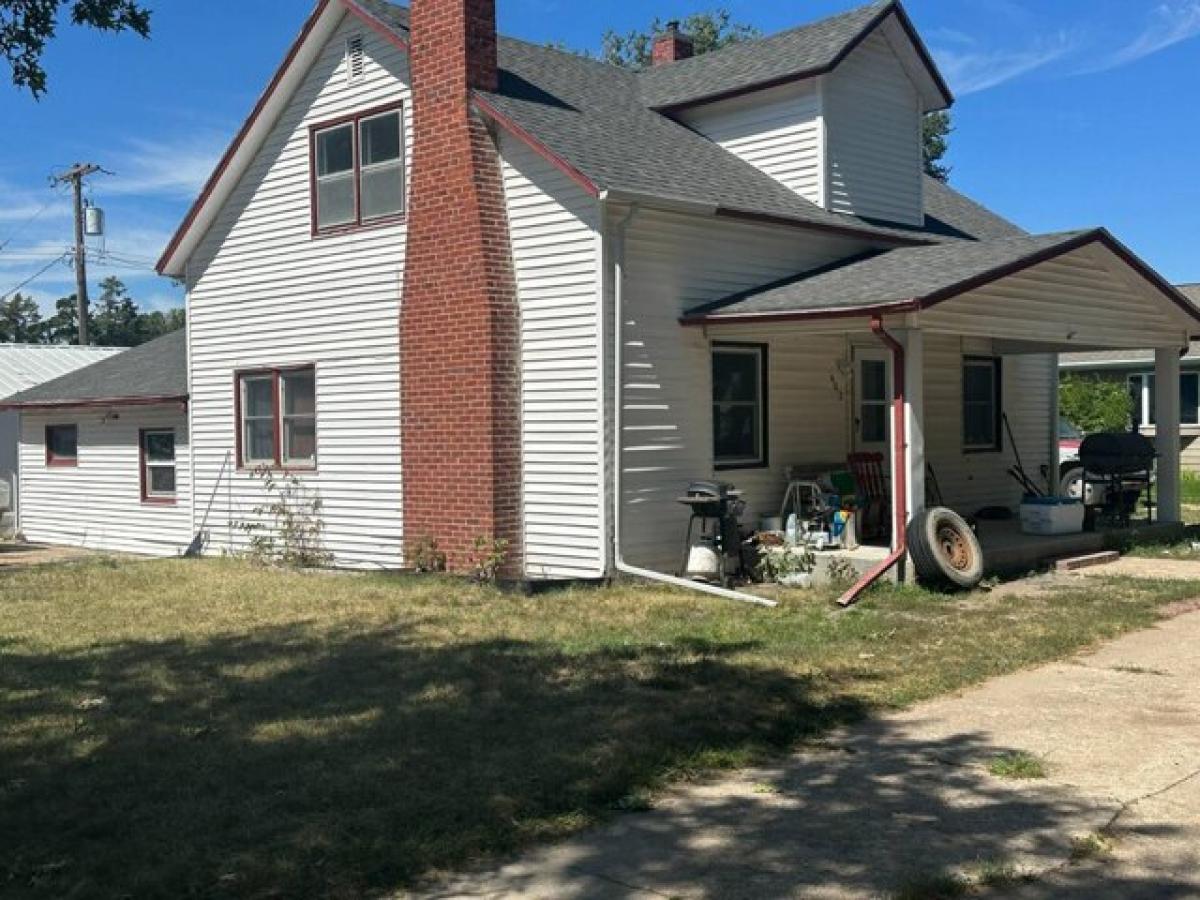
[0,186,68,254]
[0,253,70,302]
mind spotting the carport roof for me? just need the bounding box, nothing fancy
[682,229,1199,326]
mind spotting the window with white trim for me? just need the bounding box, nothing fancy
[312,107,404,232]
[1129,372,1200,427]
[238,367,317,468]
[141,429,176,502]
[712,344,768,468]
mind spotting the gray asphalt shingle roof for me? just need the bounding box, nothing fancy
[358,1,1007,243]
[0,344,124,400]
[684,230,1097,320]
[637,1,918,109]
[0,329,188,407]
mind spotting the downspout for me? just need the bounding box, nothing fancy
[838,316,907,607]
[611,205,775,608]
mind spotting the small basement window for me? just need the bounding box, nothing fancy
[963,357,1002,452]
[312,105,404,232]
[237,367,317,469]
[141,429,177,503]
[45,424,78,467]
[712,343,768,469]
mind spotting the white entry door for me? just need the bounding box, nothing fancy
[853,350,892,457]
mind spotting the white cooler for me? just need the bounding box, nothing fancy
[1019,498,1085,535]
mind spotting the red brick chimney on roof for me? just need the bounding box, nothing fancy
[401,0,523,576]
[652,21,694,65]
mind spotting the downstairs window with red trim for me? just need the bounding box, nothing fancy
[237,367,317,469]
[45,424,78,467]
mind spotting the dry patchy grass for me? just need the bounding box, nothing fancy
[0,559,1195,897]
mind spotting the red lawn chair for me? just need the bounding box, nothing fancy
[847,452,890,543]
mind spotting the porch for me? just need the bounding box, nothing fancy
[617,228,1200,592]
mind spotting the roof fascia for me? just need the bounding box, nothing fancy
[652,2,951,115]
[158,0,364,276]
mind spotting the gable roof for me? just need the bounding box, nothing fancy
[1061,285,1200,366]
[160,1,991,275]
[0,344,124,400]
[0,330,188,409]
[637,1,952,112]
[682,230,1200,325]
[477,39,954,245]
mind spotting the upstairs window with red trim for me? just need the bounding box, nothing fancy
[312,106,404,232]
[45,424,78,467]
[238,368,317,469]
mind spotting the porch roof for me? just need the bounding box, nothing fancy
[682,228,1199,328]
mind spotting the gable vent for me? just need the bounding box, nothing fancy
[346,35,365,83]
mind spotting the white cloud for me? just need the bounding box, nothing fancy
[103,134,227,200]
[1083,1,1200,73]
[934,30,1078,95]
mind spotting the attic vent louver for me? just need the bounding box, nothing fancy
[346,35,365,83]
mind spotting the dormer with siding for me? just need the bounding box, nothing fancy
[658,1,951,227]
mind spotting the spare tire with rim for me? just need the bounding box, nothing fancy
[907,507,984,589]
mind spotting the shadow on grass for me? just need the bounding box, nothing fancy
[1,623,865,897]
[2,620,1193,899]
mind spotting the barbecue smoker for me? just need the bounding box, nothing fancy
[1078,432,1157,526]
[677,481,745,586]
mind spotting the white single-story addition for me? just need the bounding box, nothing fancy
[2,0,1196,594]
[0,343,124,526]
[1,332,190,555]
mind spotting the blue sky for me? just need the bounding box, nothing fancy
[1,0,1198,317]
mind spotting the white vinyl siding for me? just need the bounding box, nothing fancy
[500,135,604,580]
[18,405,192,556]
[919,244,1192,350]
[824,31,923,225]
[677,80,825,206]
[185,13,408,569]
[612,205,871,571]
[923,335,1054,513]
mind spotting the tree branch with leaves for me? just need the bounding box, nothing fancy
[1,0,150,96]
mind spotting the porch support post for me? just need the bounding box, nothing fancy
[1155,347,1182,523]
[1048,353,1060,493]
[902,328,925,521]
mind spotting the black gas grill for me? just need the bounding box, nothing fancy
[1079,432,1156,526]
[677,481,745,585]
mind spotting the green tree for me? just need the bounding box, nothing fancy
[0,292,43,342]
[1059,374,1133,434]
[136,306,185,341]
[923,110,952,182]
[2,0,151,96]
[601,10,760,70]
[41,294,82,344]
[90,275,141,345]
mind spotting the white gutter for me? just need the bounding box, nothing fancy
[610,203,776,608]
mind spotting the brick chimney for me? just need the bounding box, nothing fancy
[652,21,694,65]
[401,0,523,576]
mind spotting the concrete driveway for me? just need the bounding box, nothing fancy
[421,608,1200,899]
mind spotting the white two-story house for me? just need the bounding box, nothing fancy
[4,0,1196,591]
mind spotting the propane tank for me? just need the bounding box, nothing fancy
[84,204,105,237]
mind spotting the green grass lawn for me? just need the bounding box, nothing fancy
[1,559,1197,897]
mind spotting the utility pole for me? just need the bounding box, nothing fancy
[53,163,101,345]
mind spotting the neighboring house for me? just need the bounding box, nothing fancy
[3,0,1196,583]
[1061,284,1200,472]
[0,343,124,527]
